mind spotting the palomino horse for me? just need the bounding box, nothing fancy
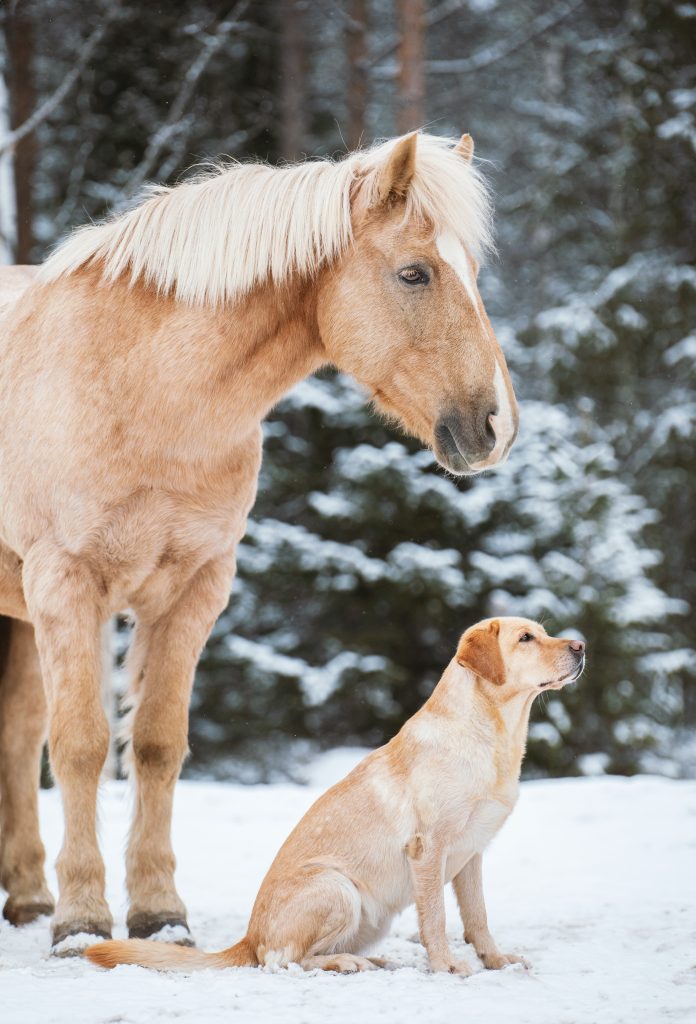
[0,132,518,954]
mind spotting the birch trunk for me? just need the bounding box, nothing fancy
[3,6,35,262]
[0,71,16,265]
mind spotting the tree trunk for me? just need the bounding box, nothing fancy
[0,70,16,264]
[3,5,36,263]
[279,0,307,161]
[396,0,425,134]
[345,0,368,149]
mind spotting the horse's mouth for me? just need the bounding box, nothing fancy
[435,448,475,476]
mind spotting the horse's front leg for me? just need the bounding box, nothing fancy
[125,555,234,944]
[22,542,112,953]
[0,618,55,925]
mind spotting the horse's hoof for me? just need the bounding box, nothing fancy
[3,897,55,926]
[127,912,194,946]
[51,922,112,957]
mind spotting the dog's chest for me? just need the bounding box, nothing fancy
[444,798,512,883]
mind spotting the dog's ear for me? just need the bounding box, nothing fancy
[456,620,505,685]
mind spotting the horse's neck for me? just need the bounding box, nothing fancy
[0,265,38,312]
[65,269,326,461]
[203,279,327,427]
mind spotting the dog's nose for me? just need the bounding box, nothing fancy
[568,639,585,654]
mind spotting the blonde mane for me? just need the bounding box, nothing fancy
[40,133,494,307]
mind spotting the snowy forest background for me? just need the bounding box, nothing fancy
[1,0,694,780]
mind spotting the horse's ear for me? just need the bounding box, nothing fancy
[456,620,505,685]
[454,133,474,163]
[377,132,418,204]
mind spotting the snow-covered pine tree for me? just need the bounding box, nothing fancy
[190,362,681,777]
[192,0,695,779]
[6,0,693,777]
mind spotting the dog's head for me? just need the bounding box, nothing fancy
[455,617,585,695]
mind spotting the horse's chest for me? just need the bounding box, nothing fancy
[113,505,239,614]
[66,484,249,619]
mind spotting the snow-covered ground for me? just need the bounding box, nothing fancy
[2,750,695,1024]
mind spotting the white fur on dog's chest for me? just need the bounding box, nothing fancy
[444,798,512,883]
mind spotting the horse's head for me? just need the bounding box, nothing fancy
[317,133,518,475]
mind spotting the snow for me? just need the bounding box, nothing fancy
[639,648,696,676]
[49,932,104,958]
[664,332,696,366]
[281,376,366,419]
[225,635,388,706]
[657,112,696,151]
[2,753,695,1024]
[145,923,194,945]
[241,518,388,584]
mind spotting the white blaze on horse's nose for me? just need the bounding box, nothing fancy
[436,229,515,468]
[469,361,515,471]
[488,361,515,460]
[435,230,484,324]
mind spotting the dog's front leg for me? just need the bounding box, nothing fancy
[407,833,471,976]
[452,854,528,970]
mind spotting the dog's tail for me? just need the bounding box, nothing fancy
[85,936,257,972]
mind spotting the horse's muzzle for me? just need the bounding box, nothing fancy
[434,410,496,475]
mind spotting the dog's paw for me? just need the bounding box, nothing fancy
[481,951,529,971]
[431,957,473,977]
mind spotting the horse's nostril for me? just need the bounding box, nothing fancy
[435,420,458,454]
[435,408,498,469]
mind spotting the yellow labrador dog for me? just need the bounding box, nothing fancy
[87,617,585,975]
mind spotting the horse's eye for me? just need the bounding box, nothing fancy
[519,633,534,643]
[398,266,430,286]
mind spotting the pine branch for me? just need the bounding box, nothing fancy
[426,0,584,75]
[371,0,584,80]
[0,10,120,157]
[125,0,249,195]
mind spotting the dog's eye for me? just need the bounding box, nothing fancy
[519,633,534,643]
[398,266,430,286]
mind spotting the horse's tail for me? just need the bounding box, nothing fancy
[85,936,257,972]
